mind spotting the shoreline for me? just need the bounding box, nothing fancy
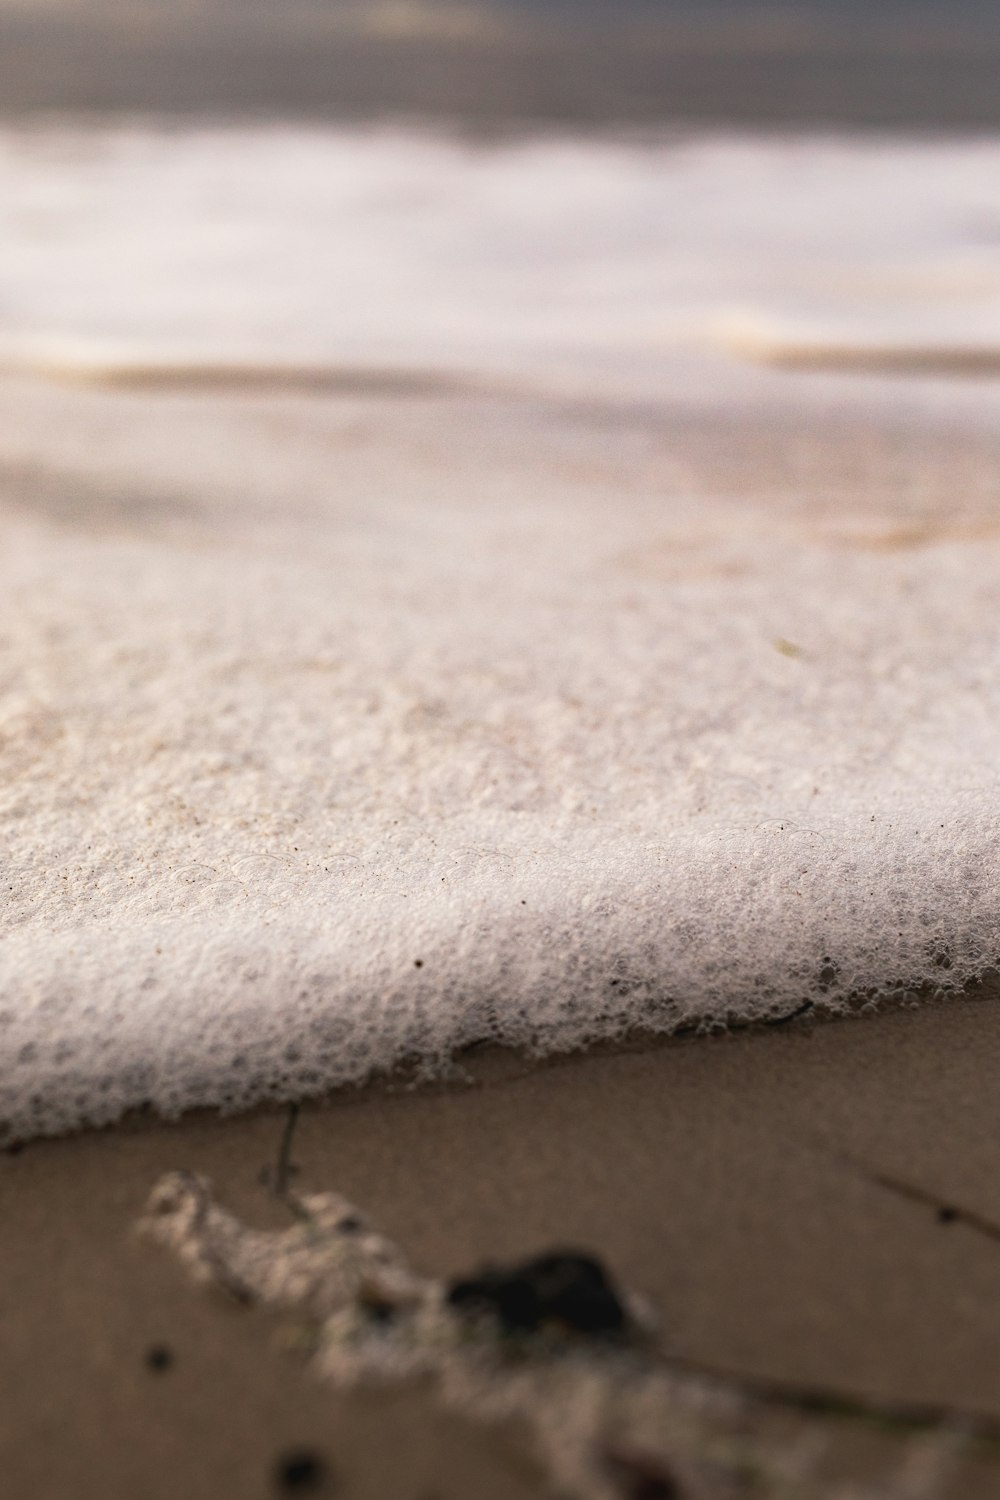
[6,970,997,1152]
[6,994,1000,1495]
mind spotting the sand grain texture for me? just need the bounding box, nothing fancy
[6,1002,1000,1497]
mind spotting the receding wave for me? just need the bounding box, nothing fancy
[1,126,999,1143]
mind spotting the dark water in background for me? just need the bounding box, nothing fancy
[1,0,999,127]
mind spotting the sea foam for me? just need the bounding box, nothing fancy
[0,127,998,1140]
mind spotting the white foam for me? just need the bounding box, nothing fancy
[1,126,999,1140]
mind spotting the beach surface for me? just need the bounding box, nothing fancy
[6,994,1000,1498]
[2,120,1000,1495]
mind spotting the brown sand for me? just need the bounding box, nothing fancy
[4,986,1000,1498]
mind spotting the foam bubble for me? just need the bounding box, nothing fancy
[0,127,999,1141]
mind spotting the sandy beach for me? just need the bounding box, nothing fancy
[6,991,1000,1498]
[1,104,999,1496]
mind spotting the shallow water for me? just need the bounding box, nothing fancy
[0,126,998,1141]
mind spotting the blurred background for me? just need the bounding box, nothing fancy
[0,2,997,428]
[1,0,999,128]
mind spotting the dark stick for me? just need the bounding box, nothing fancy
[661,1351,1000,1448]
[274,1103,301,1202]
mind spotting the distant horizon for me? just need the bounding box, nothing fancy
[2,0,1000,126]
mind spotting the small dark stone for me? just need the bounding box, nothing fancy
[145,1344,174,1373]
[337,1214,363,1233]
[361,1296,398,1325]
[447,1250,628,1339]
[413,959,424,968]
[602,1446,682,1500]
[274,1449,329,1493]
[937,1205,958,1224]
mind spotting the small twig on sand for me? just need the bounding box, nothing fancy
[273,1103,301,1202]
[661,1351,1000,1449]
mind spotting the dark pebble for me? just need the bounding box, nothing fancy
[447,1250,628,1339]
[274,1449,330,1493]
[361,1296,398,1325]
[145,1344,174,1373]
[602,1446,682,1499]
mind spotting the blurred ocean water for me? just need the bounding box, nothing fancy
[1,127,999,389]
[1,0,1000,127]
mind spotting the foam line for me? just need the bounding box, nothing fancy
[716,315,1000,377]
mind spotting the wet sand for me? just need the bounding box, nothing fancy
[5,989,1000,1498]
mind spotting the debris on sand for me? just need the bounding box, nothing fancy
[140,1171,984,1500]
